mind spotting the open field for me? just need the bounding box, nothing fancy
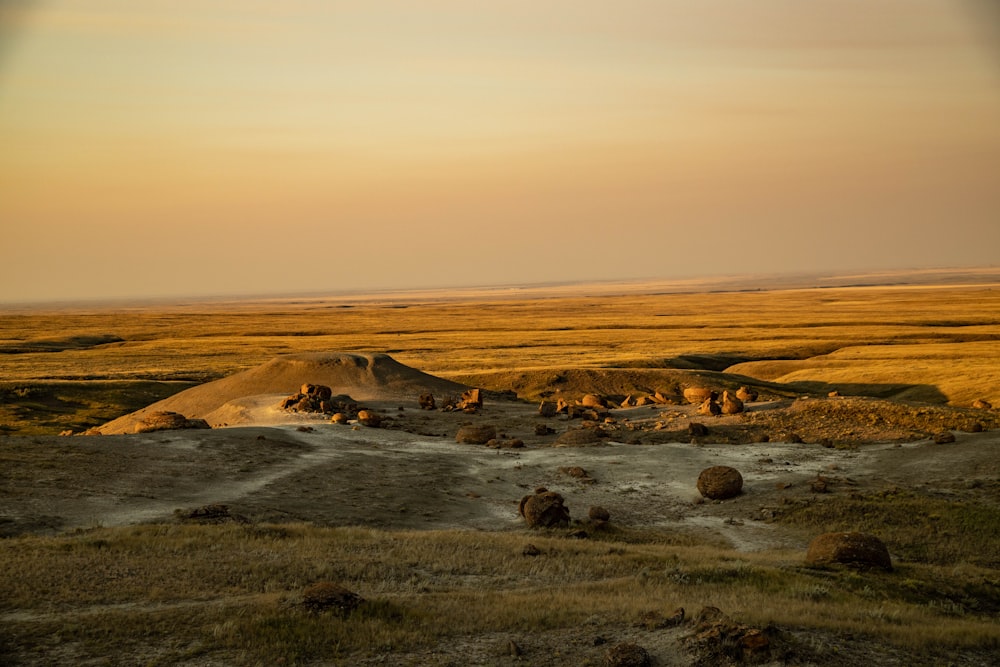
[1,275,1000,665]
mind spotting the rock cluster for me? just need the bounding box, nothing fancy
[519,489,570,528]
[697,466,743,500]
[805,532,892,571]
[279,384,356,415]
[133,411,210,434]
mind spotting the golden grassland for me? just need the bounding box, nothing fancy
[1,522,998,665]
[1,284,999,434]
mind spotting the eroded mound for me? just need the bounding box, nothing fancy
[95,352,468,434]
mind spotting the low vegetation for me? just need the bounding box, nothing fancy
[1,523,998,665]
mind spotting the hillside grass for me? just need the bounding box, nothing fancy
[1,523,998,665]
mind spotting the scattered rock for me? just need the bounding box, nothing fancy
[720,390,744,415]
[604,641,651,667]
[933,430,956,444]
[534,423,555,436]
[685,606,772,664]
[456,424,497,445]
[805,532,893,571]
[301,581,365,614]
[697,466,743,500]
[696,398,721,417]
[280,388,356,415]
[519,490,570,528]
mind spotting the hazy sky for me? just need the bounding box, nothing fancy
[1,1,999,302]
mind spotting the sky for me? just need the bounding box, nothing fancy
[1,0,999,303]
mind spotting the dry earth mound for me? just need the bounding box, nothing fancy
[95,352,468,434]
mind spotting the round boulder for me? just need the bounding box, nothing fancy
[604,642,651,667]
[684,387,717,405]
[555,428,602,446]
[456,424,497,445]
[697,466,743,500]
[357,410,381,427]
[806,532,892,571]
[519,491,570,528]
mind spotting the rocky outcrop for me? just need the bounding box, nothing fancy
[133,411,210,434]
[519,490,570,528]
[280,386,356,415]
[697,466,743,500]
[805,532,892,571]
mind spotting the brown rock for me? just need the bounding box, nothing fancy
[972,398,993,410]
[933,430,956,444]
[330,412,349,424]
[555,428,602,446]
[301,581,364,614]
[419,393,436,410]
[697,466,743,500]
[720,390,744,415]
[457,388,483,411]
[133,411,208,434]
[589,505,611,523]
[357,410,381,427]
[520,491,570,528]
[696,398,721,416]
[684,387,717,404]
[455,424,497,444]
[580,394,608,409]
[604,642,651,667]
[735,385,758,402]
[688,422,709,437]
[805,532,892,571]
[828,390,841,397]
[538,400,558,418]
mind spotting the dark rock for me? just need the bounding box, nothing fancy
[933,430,956,444]
[419,393,436,410]
[604,642,651,667]
[697,466,743,500]
[688,422,709,437]
[806,532,892,571]
[519,490,570,528]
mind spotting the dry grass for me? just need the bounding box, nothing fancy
[1,524,998,665]
[2,284,999,434]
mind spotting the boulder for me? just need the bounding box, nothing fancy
[418,393,436,410]
[301,384,333,401]
[684,387,717,404]
[933,430,956,444]
[735,386,758,402]
[519,490,570,528]
[356,410,381,427]
[696,398,721,417]
[330,412,349,424]
[455,424,497,444]
[301,581,365,614]
[697,466,743,500]
[805,532,892,571]
[555,428,602,446]
[603,642,651,667]
[457,388,483,411]
[580,394,609,409]
[720,390,744,415]
[538,400,558,418]
[133,411,211,434]
[589,505,611,523]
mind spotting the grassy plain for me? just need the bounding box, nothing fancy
[2,283,999,434]
[2,279,1000,664]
